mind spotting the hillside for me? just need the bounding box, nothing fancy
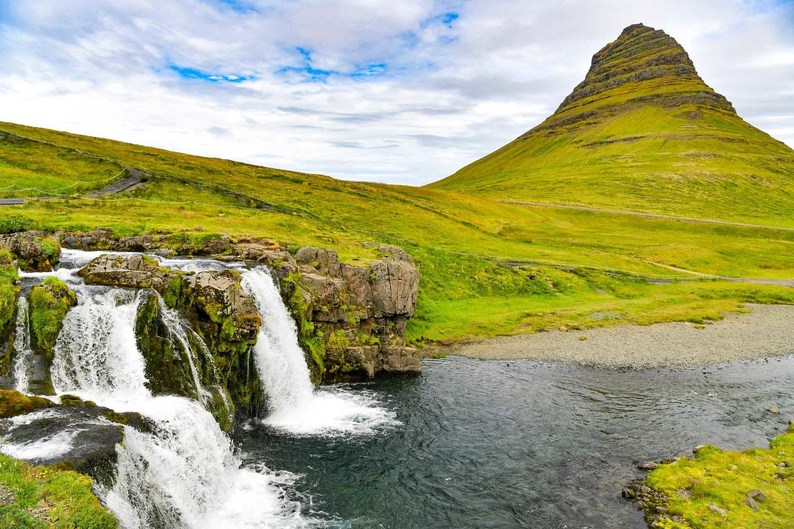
[430,24,794,226]
[1,119,792,344]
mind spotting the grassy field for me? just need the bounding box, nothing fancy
[0,121,792,345]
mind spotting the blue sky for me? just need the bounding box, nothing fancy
[0,0,792,184]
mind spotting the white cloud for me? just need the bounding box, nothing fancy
[0,0,791,185]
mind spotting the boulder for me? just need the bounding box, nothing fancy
[79,253,178,290]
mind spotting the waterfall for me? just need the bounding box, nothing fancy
[51,277,320,529]
[241,268,397,436]
[12,296,33,393]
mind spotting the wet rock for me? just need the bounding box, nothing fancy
[0,392,152,488]
[0,389,54,418]
[381,346,422,373]
[638,461,659,471]
[79,253,178,290]
[300,273,348,323]
[769,406,780,414]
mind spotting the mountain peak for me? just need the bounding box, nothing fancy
[551,23,735,124]
[429,25,793,221]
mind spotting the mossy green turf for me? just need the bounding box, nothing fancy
[0,120,792,343]
[645,424,794,529]
[0,453,117,529]
[430,27,794,228]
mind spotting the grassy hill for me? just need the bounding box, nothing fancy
[430,24,794,227]
[0,119,792,345]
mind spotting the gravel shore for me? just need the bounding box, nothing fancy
[447,304,794,367]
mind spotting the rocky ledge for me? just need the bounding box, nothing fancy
[0,230,423,422]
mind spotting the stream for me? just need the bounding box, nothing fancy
[3,250,793,528]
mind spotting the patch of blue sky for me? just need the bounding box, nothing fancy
[212,0,258,13]
[169,64,255,83]
[421,11,460,29]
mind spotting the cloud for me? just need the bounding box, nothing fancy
[0,0,791,186]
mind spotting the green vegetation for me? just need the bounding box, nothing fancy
[0,250,20,375]
[0,118,791,344]
[642,424,794,528]
[29,277,77,361]
[0,389,53,419]
[431,25,794,228]
[0,452,117,529]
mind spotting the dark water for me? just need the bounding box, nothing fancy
[234,356,794,529]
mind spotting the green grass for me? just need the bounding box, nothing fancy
[0,453,117,528]
[644,424,794,529]
[0,119,792,344]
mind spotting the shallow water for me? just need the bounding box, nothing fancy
[235,355,794,529]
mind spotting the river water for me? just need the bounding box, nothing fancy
[235,355,794,529]
[5,250,793,528]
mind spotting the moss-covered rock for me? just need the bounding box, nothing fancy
[0,250,20,379]
[28,277,77,362]
[0,232,61,272]
[135,293,200,400]
[0,389,54,418]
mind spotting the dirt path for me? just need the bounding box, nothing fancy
[503,199,794,232]
[446,304,794,368]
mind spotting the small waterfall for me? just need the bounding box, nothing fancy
[241,268,397,436]
[52,288,149,402]
[12,296,33,393]
[52,277,320,529]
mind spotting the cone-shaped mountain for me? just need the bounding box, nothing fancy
[430,24,793,224]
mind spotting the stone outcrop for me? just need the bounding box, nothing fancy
[289,245,421,382]
[2,230,422,422]
[0,231,61,272]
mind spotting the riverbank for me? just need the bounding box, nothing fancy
[446,304,794,367]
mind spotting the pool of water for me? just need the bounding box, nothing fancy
[234,355,794,528]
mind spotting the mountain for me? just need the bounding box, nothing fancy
[430,24,794,224]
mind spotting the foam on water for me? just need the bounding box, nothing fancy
[12,296,33,393]
[241,268,399,436]
[1,429,79,460]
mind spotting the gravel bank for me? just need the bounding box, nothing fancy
[448,304,794,367]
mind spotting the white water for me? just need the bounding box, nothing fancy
[52,279,322,529]
[12,297,33,393]
[241,268,398,436]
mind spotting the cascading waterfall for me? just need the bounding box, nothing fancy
[49,271,320,529]
[241,268,397,436]
[12,296,33,393]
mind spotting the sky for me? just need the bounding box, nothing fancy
[0,0,792,185]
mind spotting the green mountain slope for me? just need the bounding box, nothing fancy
[1,116,793,342]
[430,24,794,225]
